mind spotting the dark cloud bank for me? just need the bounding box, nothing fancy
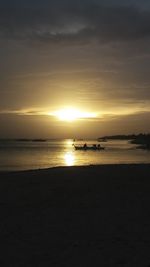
[0,0,150,44]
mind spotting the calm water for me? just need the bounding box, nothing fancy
[0,139,149,171]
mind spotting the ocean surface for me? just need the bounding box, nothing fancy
[0,139,149,171]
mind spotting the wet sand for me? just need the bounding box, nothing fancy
[0,164,150,266]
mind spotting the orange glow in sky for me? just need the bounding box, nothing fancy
[52,107,97,122]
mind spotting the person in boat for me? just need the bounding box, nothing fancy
[83,143,87,148]
[97,144,101,148]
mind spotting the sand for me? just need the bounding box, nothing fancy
[0,164,150,266]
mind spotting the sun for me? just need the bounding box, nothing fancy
[55,108,79,121]
[53,107,97,122]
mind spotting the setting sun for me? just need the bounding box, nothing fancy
[53,108,97,122]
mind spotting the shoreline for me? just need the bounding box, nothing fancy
[1,162,150,174]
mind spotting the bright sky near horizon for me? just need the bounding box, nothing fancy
[0,0,150,138]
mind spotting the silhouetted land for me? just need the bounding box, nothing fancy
[131,134,150,150]
[0,139,47,142]
[98,134,150,150]
[15,139,47,142]
[98,134,137,141]
[0,164,150,266]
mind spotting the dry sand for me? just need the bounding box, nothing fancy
[0,164,150,266]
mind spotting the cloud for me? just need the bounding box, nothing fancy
[0,1,150,45]
[1,105,150,120]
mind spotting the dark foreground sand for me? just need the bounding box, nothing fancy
[0,164,150,266]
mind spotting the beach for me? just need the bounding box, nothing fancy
[0,164,150,266]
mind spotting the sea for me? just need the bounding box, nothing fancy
[0,139,149,171]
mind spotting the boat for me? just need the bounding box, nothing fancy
[73,144,105,151]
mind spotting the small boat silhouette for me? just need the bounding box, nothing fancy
[73,144,105,151]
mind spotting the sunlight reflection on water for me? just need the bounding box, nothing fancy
[0,139,149,171]
[64,152,75,166]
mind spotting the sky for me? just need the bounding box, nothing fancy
[0,0,150,138]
